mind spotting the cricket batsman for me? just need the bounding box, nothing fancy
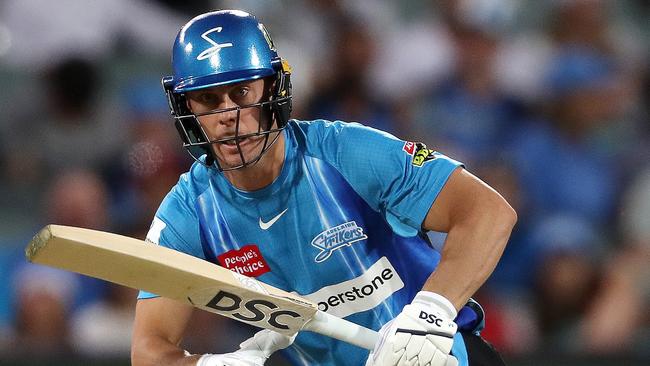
[131,10,516,366]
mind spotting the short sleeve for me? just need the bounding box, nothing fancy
[299,120,462,236]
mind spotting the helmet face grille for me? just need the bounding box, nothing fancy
[163,10,293,171]
[173,95,290,171]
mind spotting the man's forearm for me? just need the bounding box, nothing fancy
[423,203,516,310]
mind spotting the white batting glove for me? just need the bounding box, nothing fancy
[366,291,458,366]
[197,329,295,366]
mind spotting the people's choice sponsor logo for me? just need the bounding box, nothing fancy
[218,245,270,277]
[197,27,233,60]
[311,221,368,263]
[302,257,404,318]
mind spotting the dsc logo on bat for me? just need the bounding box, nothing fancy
[202,290,302,330]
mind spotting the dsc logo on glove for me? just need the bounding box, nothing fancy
[419,310,444,326]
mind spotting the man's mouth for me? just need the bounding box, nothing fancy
[222,139,241,146]
[220,136,249,146]
[219,135,261,150]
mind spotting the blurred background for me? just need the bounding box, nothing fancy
[0,0,648,365]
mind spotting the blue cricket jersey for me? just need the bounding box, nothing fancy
[139,120,465,365]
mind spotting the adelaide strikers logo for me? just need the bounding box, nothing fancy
[311,221,368,263]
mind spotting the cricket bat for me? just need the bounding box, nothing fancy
[25,225,379,350]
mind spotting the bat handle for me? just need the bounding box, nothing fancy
[302,310,379,350]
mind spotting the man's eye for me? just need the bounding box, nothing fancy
[235,88,249,97]
[199,93,217,103]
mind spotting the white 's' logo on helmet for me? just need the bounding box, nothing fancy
[197,27,233,60]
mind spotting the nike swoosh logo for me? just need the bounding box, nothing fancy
[259,208,288,230]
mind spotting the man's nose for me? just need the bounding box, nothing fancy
[215,98,238,126]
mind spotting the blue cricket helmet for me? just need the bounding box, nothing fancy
[170,10,281,92]
[163,10,292,170]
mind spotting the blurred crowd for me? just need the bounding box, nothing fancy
[0,0,648,364]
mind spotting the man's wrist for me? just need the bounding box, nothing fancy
[412,291,458,319]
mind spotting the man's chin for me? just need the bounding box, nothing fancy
[217,157,263,170]
[214,151,263,169]
[211,137,267,169]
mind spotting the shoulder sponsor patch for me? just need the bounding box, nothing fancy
[301,257,404,318]
[403,141,417,154]
[311,221,368,263]
[403,141,436,167]
[217,244,270,277]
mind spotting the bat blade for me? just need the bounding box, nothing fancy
[25,225,379,349]
[26,225,316,335]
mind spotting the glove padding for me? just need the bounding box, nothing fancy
[197,329,295,366]
[366,291,459,366]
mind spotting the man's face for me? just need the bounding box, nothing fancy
[186,78,273,169]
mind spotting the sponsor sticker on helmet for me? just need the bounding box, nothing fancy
[403,141,436,167]
[218,244,270,277]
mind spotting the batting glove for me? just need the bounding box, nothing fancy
[197,329,295,366]
[366,291,458,366]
